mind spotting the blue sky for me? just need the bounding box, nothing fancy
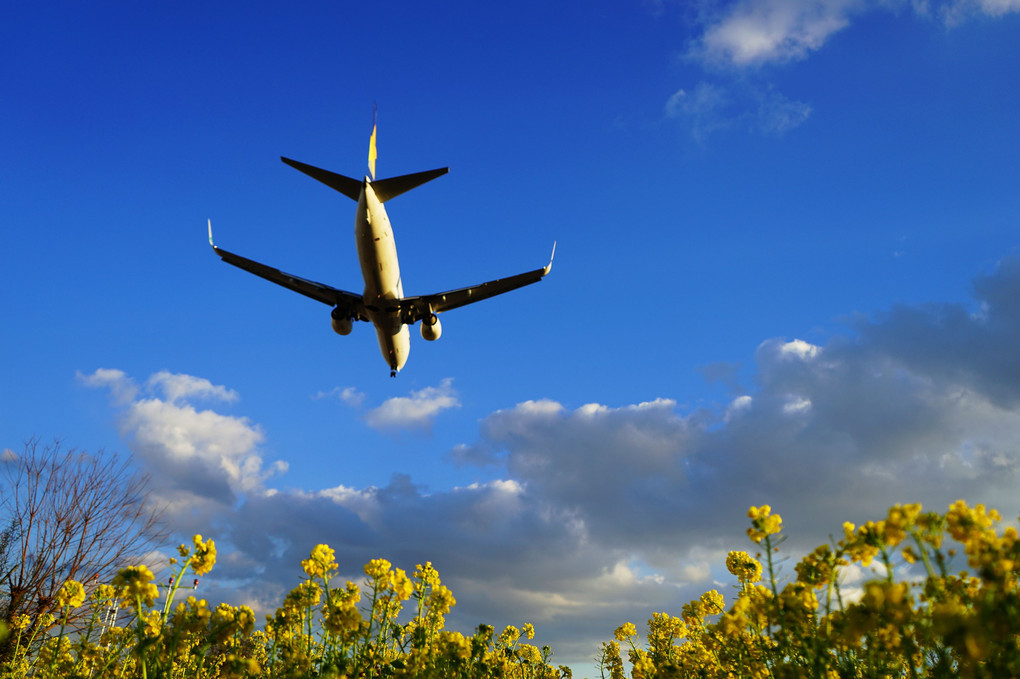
[3,0,1020,671]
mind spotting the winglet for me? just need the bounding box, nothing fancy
[543,241,556,276]
[207,219,216,250]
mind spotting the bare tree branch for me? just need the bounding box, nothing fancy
[0,437,166,660]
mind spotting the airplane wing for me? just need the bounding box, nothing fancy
[207,221,365,318]
[398,243,555,324]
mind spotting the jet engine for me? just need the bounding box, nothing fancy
[331,308,353,336]
[420,313,442,341]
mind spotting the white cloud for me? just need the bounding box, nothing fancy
[694,0,863,67]
[77,368,138,404]
[363,378,460,431]
[313,386,366,408]
[690,0,1020,66]
[756,87,813,133]
[725,394,753,421]
[778,338,821,360]
[147,371,239,405]
[665,82,734,141]
[939,0,1020,23]
[81,370,284,525]
[665,82,812,140]
[673,0,1016,140]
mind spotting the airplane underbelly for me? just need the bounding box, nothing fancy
[357,212,402,301]
[358,182,409,373]
[374,322,410,372]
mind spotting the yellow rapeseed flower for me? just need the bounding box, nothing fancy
[364,558,392,581]
[323,598,362,636]
[747,505,783,543]
[436,630,471,661]
[427,584,456,616]
[142,609,161,637]
[414,561,439,587]
[390,567,414,601]
[113,565,159,608]
[301,544,337,579]
[614,622,637,641]
[726,551,764,584]
[55,580,86,609]
[498,625,520,646]
[190,534,217,576]
[945,500,1000,543]
[795,544,845,589]
[700,590,725,616]
[883,503,922,547]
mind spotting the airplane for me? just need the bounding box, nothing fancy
[208,111,554,376]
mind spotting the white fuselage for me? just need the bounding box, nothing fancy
[356,179,411,373]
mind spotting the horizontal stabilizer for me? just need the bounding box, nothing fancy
[371,168,449,203]
[281,157,362,202]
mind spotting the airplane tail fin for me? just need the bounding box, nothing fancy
[368,104,378,180]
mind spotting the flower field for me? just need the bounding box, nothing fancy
[2,500,1018,678]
